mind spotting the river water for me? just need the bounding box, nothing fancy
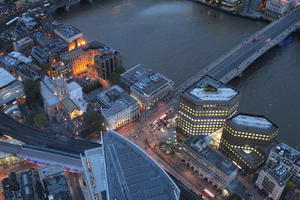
[55,0,300,148]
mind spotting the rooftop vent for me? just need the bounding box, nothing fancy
[203,85,218,92]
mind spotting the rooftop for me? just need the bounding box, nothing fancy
[272,143,300,160]
[81,147,109,200]
[40,76,59,107]
[183,136,237,176]
[0,68,16,89]
[227,113,278,134]
[184,76,239,102]
[263,164,291,186]
[231,114,272,129]
[97,85,138,116]
[60,40,117,61]
[54,24,83,42]
[103,131,180,200]
[62,98,78,113]
[38,165,64,180]
[8,52,32,64]
[121,64,174,97]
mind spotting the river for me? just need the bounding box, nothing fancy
[54,0,300,148]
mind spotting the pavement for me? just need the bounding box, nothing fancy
[117,102,225,199]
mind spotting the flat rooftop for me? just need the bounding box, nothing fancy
[54,24,82,42]
[103,131,180,200]
[0,80,24,107]
[227,113,278,133]
[272,143,300,167]
[121,64,174,97]
[183,136,237,176]
[232,114,272,129]
[184,76,239,102]
[81,147,108,200]
[97,85,138,116]
[0,68,16,89]
[263,164,291,186]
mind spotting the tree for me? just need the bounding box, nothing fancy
[33,113,48,129]
[84,111,106,133]
[40,63,51,74]
[109,66,126,85]
[23,80,42,109]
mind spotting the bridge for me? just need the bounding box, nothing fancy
[175,7,300,94]
[0,112,99,155]
[0,141,83,170]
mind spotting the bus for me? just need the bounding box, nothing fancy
[201,188,215,199]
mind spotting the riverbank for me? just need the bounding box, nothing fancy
[190,0,275,22]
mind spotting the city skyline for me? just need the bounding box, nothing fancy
[0,0,299,200]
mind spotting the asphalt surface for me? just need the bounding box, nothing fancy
[0,112,99,155]
[208,7,300,80]
[174,7,300,95]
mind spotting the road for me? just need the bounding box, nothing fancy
[118,102,225,198]
[208,7,300,81]
[174,6,300,95]
[0,112,99,155]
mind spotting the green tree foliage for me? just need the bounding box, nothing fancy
[40,63,51,74]
[23,80,42,109]
[84,111,106,133]
[109,66,126,85]
[33,113,48,129]
[83,81,102,93]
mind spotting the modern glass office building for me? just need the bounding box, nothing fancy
[220,113,279,173]
[177,76,240,136]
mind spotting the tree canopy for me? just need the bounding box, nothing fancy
[84,111,106,133]
[33,113,48,129]
[23,79,42,109]
[109,66,126,85]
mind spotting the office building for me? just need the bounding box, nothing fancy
[18,15,38,30]
[7,51,32,64]
[53,24,86,51]
[31,39,68,65]
[0,68,24,108]
[97,85,140,129]
[80,131,180,200]
[94,48,122,80]
[2,169,39,200]
[242,0,263,13]
[31,46,49,65]
[177,76,240,136]
[49,62,72,80]
[265,0,293,17]
[13,36,34,53]
[256,143,300,200]
[220,0,241,8]
[120,64,174,110]
[179,136,238,189]
[60,40,121,78]
[0,54,42,81]
[256,164,290,200]
[220,113,278,173]
[38,165,72,200]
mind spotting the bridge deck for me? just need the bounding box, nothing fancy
[175,7,300,95]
